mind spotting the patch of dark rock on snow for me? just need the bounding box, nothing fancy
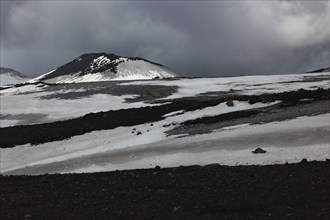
[0,161,329,219]
[226,99,234,106]
[172,88,329,107]
[252,148,267,154]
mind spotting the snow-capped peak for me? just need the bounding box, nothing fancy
[32,52,179,84]
[92,55,111,67]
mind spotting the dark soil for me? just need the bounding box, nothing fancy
[1,88,329,148]
[1,160,329,220]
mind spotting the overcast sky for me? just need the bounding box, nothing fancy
[0,0,329,77]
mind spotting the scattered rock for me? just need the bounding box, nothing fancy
[150,124,153,126]
[226,99,234,107]
[136,131,142,135]
[252,148,267,154]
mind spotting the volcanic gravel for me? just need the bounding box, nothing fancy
[1,160,329,220]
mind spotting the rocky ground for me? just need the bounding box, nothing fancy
[1,160,329,220]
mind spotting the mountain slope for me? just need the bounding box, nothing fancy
[307,67,330,73]
[0,67,30,86]
[31,53,179,83]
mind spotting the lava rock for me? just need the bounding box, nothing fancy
[226,99,234,107]
[301,158,308,163]
[252,148,267,154]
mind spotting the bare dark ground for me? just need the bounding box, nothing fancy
[1,160,329,220]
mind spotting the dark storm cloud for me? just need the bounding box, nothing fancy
[0,1,329,77]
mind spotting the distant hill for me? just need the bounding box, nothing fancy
[30,53,179,84]
[307,67,330,73]
[0,67,30,86]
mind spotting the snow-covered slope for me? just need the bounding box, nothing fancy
[31,53,179,83]
[1,72,329,127]
[0,67,30,86]
[1,71,329,175]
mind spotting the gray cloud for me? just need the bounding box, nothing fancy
[0,0,329,77]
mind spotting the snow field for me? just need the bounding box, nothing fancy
[1,107,328,174]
